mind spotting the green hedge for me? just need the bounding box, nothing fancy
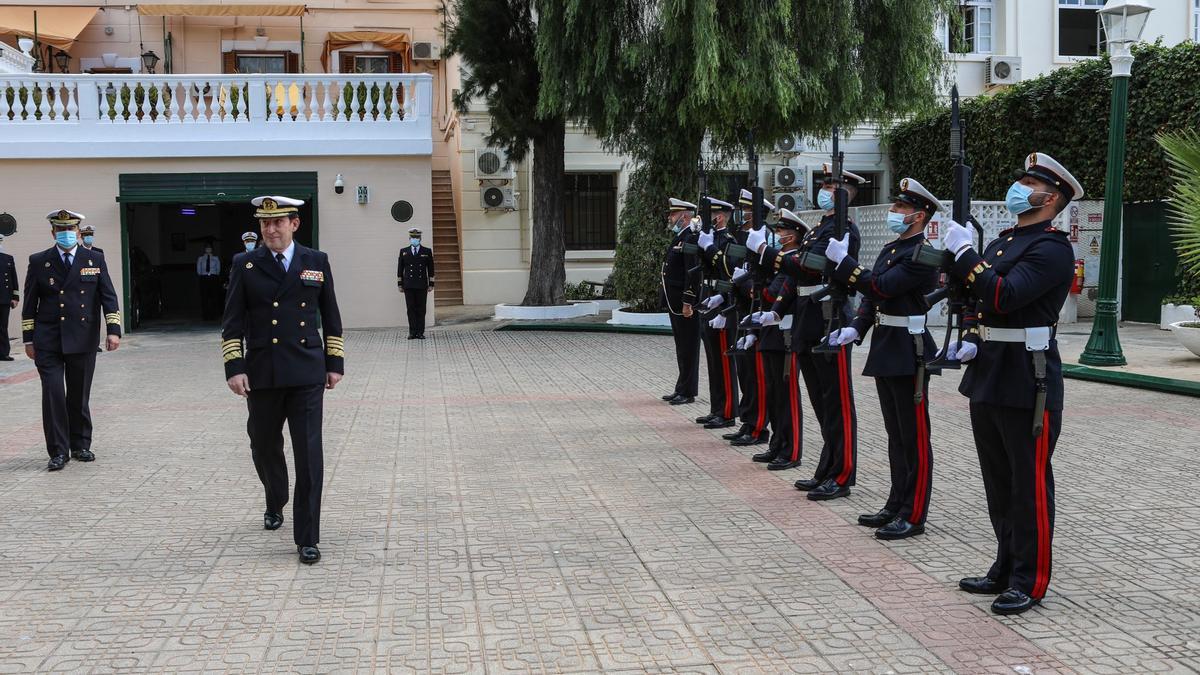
[884,41,1200,201]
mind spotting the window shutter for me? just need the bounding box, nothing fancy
[389,51,406,73]
[339,53,356,74]
[223,51,238,74]
[287,52,300,73]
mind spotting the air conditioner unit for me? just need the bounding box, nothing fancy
[771,166,800,190]
[986,56,1022,86]
[772,191,807,212]
[481,185,517,211]
[475,147,516,181]
[774,136,804,155]
[411,41,442,62]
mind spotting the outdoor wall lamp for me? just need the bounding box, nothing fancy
[53,49,70,74]
[141,50,160,74]
[334,174,345,195]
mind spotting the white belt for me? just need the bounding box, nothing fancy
[876,313,926,335]
[795,284,823,296]
[980,325,1054,351]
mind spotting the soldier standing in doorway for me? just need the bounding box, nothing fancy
[397,227,434,340]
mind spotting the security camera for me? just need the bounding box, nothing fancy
[334,174,345,195]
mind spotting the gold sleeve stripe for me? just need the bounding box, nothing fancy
[325,336,345,346]
[22,319,35,330]
[222,338,242,348]
[105,313,121,325]
[223,350,243,363]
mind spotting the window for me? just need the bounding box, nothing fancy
[946,0,993,54]
[563,173,618,250]
[223,51,298,74]
[338,52,405,74]
[1058,0,1105,57]
[354,55,390,73]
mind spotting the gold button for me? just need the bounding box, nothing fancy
[996,250,1004,257]
[299,321,305,327]
[300,302,306,308]
[300,338,306,344]
[1007,236,1014,241]
[59,290,64,295]
[271,319,278,325]
[272,338,278,344]
[60,316,65,321]
[890,248,896,254]
[80,304,85,308]
[81,317,86,321]
[273,301,279,307]
[60,303,64,308]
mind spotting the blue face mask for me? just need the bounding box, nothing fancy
[55,230,77,248]
[817,189,835,212]
[886,211,910,234]
[671,221,683,234]
[410,238,421,248]
[83,235,94,246]
[1006,182,1036,215]
[245,242,256,251]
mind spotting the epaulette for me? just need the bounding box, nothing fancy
[1044,226,1067,236]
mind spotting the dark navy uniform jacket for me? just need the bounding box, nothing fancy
[662,227,701,309]
[1,251,17,304]
[755,271,794,353]
[223,243,345,389]
[21,246,121,353]
[954,220,1074,410]
[398,244,435,290]
[762,214,861,345]
[834,233,938,378]
[697,228,739,287]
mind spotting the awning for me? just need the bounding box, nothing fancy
[321,31,410,72]
[137,4,306,17]
[0,5,98,51]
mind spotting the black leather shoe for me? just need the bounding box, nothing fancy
[0,355,14,361]
[47,455,69,471]
[662,393,679,401]
[751,449,779,463]
[264,512,284,530]
[416,335,426,340]
[807,479,850,501]
[958,576,1006,595]
[875,518,924,540]
[857,509,897,528]
[695,414,716,424]
[407,335,417,340]
[723,427,749,440]
[767,459,801,471]
[991,589,1039,615]
[703,417,736,429]
[793,478,820,491]
[732,434,768,447]
[298,546,321,564]
[70,449,95,462]
[668,395,695,406]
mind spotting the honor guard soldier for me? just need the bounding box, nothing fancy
[743,209,808,469]
[748,167,865,500]
[1,234,18,360]
[222,196,345,565]
[824,178,941,540]
[79,224,103,253]
[694,197,740,429]
[940,152,1081,615]
[22,210,121,471]
[724,188,775,446]
[398,227,434,340]
[241,231,259,253]
[660,198,701,405]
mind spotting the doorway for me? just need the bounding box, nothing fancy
[1121,201,1177,324]
[118,172,319,331]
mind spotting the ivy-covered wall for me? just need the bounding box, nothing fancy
[884,42,1200,202]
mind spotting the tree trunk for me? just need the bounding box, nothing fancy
[521,118,567,306]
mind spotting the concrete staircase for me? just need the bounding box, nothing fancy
[431,169,463,307]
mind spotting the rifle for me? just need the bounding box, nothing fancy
[910,85,985,370]
[812,127,849,355]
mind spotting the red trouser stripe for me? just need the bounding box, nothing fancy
[835,347,854,485]
[788,353,800,461]
[910,379,930,524]
[719,331,733,419]
[1032,411,1052,599]
[752,351,767,436]
[994,277,1004,312]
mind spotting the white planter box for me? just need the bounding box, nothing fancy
[608,307,671,327]
[1160,304,1197,330]
[1168,321,1200,358]
[493,302,598,320]
[593,299,623,312]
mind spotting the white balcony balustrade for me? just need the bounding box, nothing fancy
[0,73,433,158]
[0,44,35,74]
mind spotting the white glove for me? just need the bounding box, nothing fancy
[708,314,727,330]
[745,227,767,254]
[825,232,851,266]
[703,294,724,310]
[697,229,714,250]
[731,266,749,283]
[757,311,781,327]
[742,334,756,349]
[689,216,701,233]
[940,340,978,363]
[735,336,748,350]
[828,327,859,346]
[942,219,973,258]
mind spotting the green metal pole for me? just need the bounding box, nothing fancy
[1079,50,1131,367]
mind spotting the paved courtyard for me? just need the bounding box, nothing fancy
[0,326,1198,673]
